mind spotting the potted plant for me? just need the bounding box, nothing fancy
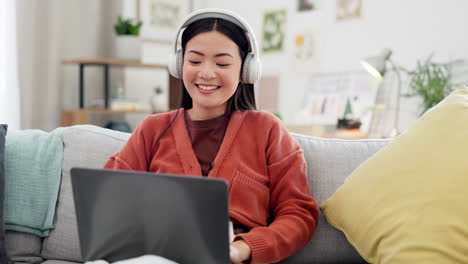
[402,55,463,115]
[114,16,143,60]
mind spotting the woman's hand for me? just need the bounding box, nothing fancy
[230,240,251,264]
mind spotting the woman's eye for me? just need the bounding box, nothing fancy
[189,60,201,65]
[217,63,230,67]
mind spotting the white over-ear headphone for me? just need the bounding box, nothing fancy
[168,8,262,84]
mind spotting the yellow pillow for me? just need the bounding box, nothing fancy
[321,87,468,264]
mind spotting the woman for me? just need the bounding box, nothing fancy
[105,9,318,264]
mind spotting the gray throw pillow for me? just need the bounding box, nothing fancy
[0,124,9,263]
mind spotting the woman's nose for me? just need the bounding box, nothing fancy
[199,64,216,79]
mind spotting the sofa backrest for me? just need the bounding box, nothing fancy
[280,133,391,263]
[6,125,391,263]
[41,125,130,262]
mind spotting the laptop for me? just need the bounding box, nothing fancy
[70,167,230,264]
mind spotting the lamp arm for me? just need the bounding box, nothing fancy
[388,58,402,136]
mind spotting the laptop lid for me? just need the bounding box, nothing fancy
[70,167,230,264]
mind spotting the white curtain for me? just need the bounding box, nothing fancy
[0,0,20,129]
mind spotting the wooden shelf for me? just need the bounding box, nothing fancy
[287,125,368,139]
[61,109,155,127]
[62,58,167,69]
[325,129,368,139]
[65,108,152,114]
[61,57,183,128]
[62,58,174,109]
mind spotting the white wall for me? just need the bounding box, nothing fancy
[118,0,207,116]
[195,0,468,71]
[16,0,122,130]
[18,0,464,131]
[17,0,460,130]
[175,0,468,131]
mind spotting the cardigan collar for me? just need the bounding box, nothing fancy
[172,109,247,177]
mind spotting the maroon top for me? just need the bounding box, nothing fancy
[184,110,231,176]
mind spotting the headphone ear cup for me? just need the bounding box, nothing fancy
[168,49,184,79]
[241,53,262,84]
[176,49,184,79]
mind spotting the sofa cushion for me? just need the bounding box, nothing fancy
[280,134,390,263]
[41,125,130,262]
[0,124,9,263]
[5,231,43,264]
[321,87,468,263]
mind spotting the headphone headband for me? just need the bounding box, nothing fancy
[172,8,259,59]
[168,8,262,84]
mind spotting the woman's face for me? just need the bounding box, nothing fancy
[182,31,242,119]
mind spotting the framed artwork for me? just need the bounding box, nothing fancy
[140,0,191,43]
[336,0,362,20]
[297,0,320,12]
[261,9,287,54]
[295,33,316,60]
[290,29,320,76]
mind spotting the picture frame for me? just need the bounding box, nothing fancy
[261,9,287,54]
[297,0,319,12]
[336,0,362,21]
[290,29,320,76]
[140,0,192,43]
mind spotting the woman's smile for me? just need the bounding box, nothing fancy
[196,84,221,93]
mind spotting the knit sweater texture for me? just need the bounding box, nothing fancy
[104,109,319,263]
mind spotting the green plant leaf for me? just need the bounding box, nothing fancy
[406,54,461,114]
[114,15,141,36]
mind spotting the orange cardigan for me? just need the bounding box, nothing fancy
[105,109,318,263]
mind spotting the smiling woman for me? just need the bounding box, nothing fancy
[0,0,20,129]
[183,31,243,120]
[104,9,318,264]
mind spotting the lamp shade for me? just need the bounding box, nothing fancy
[360,48,392,80]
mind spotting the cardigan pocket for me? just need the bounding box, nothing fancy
[229,170,270,226]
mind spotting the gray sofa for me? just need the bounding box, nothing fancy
[5,124,391,264]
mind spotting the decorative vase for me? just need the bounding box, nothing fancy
[115,35,141,61]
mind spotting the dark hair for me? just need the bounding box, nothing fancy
[180,17,256,113]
